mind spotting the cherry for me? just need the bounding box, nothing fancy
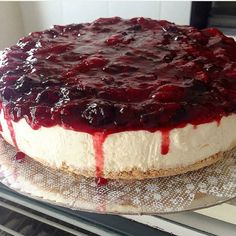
[82,101,115,127]
[14,76,41,93]
[106,34,123,46]
[103,63,138,74]
[93,17,121,25]
[36,89,60,105]
[152,85,186,102]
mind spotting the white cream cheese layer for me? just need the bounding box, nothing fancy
[1,110,236,174]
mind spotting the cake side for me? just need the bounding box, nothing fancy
[1,111,236,179]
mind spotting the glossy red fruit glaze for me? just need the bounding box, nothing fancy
[96,177,108,186]
[215,116,222,127]
[15,152,25,163]
[161,130,170,155]
[0,17,236,177]
[2,106,19,150]
[93,132,108,178]
[1,17,235,134]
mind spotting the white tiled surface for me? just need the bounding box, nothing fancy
[0,2,24,49]
[20,1,63,34]
[0,1,191,49]
[19,0,191,34]
[108,1,160,19]
[61,1,109,25]
[160,1,191,25]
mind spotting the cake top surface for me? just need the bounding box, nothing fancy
[0,17,236,133]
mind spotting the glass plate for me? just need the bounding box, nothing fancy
[0,137,235,214]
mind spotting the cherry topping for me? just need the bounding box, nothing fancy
[161,130,170,155]
[0,17,235,134]
[96,177,108,186]
[15,152,25,163]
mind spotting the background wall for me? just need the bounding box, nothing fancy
[0,2,24,49]
[0,0,191,49]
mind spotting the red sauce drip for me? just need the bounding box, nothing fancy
[2,107,18,150]
[15,152,25,162]
[92,132,108,184]
[161,130,170,155]
[215,117,221,127]
[0,103,2,132]
[96,177,108,186]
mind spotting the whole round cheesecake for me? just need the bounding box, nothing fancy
[0,17,236,180]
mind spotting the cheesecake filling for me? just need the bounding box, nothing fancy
[1,112,236,175]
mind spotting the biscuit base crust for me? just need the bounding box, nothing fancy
[1,135,226,180]
[59,151,223,179]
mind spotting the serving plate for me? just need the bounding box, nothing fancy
[0,137,235,214]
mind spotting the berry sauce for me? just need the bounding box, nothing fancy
[161,130,170,155]
[15,151,25,163]
[96,177,108,186]
[0,104,25,162]
[92,132,107,178]
[0,104,2,131]
[2,106,19,149]
[215,116,222,127]
[0,17,236,178]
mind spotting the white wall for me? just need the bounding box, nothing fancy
[160,1,191,24]
[19,0,191,34]
[0,1,192,49]
[0,2,24,49]
[19,1,63,34]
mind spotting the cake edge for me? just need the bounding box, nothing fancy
[60,150,224,179]
[0,130,230,179]
[16,144,225,180]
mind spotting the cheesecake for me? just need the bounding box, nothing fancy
[0,17,236,180]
